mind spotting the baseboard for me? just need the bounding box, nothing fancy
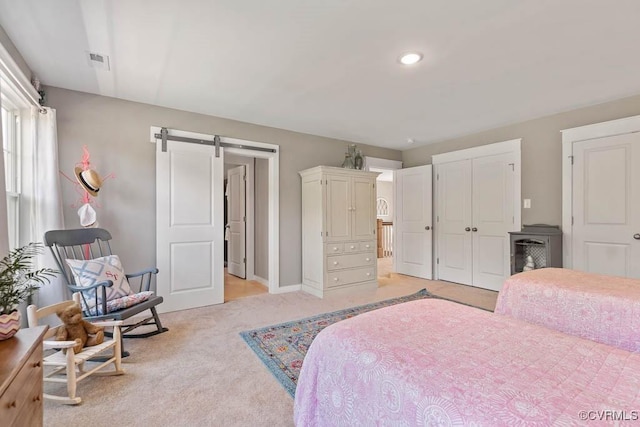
[252,275,269,288]
[271,284,302,294]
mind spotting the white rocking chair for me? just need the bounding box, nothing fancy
[26,296,125,405]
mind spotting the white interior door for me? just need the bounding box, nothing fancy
[572,132,640,278]
[394,165,433,279]
[227,165,246,278]
[436,160,473,285]
[472,153,516,290]
[156,140,224,312]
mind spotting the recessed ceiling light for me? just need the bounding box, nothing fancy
[399,52,423,66]
[407,138,415,144]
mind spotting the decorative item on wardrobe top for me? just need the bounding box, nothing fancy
[342,144,364,170]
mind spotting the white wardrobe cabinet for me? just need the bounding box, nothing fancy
[299,166,379,298]
[434,140,521,291]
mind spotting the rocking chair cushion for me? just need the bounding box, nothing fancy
[100,291,154,315]
[66,255,133,307]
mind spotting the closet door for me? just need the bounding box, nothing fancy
[472,153,516,291]
[572,133,640,278]
[326,174,352,241]
[437,160,473,285]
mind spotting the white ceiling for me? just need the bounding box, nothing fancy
[1,1,640,150]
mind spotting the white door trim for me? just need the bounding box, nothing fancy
[561,114,640,269]
[432,139,522,165]
[151,126,280,295]
[364,156,403,170]
[432,138,522,281]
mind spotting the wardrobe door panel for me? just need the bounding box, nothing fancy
[326,175,351,241]
[352,177,376,240]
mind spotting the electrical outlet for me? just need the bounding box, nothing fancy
[523,199,531,209]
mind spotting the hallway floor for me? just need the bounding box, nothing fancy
[224,269,268,302]
[225,258,498,311]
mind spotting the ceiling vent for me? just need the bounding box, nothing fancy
[86,51,110,71]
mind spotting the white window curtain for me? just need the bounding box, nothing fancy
[0,77,9,257]
[25,106,66,306]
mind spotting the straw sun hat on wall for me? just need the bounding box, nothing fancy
[74,167,103,197]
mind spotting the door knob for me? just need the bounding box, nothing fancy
[634,234,640,240]
[465,227,471,232]
[425,226,431,231]
[472,227,478,232]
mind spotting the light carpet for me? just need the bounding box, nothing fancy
[42,278,497,427]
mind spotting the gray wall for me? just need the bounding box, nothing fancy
[46,86,401,287]
[0,25,31,82]
[255,158,269,280]
[403,93,640,226]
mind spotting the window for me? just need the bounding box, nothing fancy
[376,197,389,217]
[1,90,22,250]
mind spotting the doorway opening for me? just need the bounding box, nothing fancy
[373,169,394,278]
[224,153,269,301]
[364,157,403,279]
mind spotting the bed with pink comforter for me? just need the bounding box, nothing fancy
[294,299,640,426]
[496,268,640,353]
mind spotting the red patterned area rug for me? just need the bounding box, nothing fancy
[240,289,487,397]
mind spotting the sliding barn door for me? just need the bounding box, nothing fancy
[156,140,224,312]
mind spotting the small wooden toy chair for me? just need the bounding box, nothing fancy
[27,298,124,405]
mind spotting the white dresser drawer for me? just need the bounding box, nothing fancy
[359,241,375,252]
[344,242,360,253]
[326,243,344,254]
[327,252,375,271]
[327,267,376,288]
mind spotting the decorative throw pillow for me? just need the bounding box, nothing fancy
[66,255,133,309]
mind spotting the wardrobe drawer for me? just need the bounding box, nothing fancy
[326,243,344,254]
[327,252,375,271]
[359,241,375,252]
[344,242,360,253]
[327,267,376,288]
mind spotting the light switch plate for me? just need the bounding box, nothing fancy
[523,199,531,209]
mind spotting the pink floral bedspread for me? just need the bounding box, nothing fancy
[294,299,640,426]
[495,268,640,352]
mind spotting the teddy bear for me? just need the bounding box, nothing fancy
[56,303,105,354]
